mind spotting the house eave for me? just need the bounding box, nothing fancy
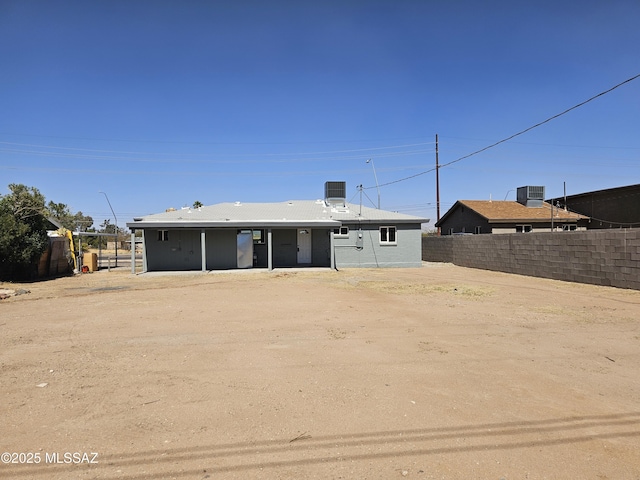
[126,219,342,229]
[344,217,429,225]
[127,217,428,230]
[486,218,583,223]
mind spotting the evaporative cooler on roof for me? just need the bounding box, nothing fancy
[517,186,545,208]
[325,181,347,206]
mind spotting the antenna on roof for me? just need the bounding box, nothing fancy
[366,158,381,209]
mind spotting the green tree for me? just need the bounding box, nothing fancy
[193,200,203,209]
[47,201,93,232]
[0,184,50,280]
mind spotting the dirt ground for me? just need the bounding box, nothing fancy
[1,263,639,479]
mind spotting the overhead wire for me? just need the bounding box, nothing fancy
[0,164,404,178]
[0,139,436,177]
[0,132,432,146]
[6,74,638,182]
[0,140,435,158]
[0,146,435,165]
[549,190,640,227]
[365,72,640,190]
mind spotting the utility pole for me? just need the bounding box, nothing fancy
[435,134,440,235]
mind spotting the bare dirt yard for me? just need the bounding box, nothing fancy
[1,263,640,479]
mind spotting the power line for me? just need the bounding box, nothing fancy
[366,73,640,190]
[0,146,435,165]
[0,140,436,171]
[0,164,405,178]
[0,140,435,158]
[0,131,434,147]
[439,135,640,150]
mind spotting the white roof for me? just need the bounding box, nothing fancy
[127,200,428,229]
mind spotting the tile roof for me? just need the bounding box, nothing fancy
[457,200,589,222]
[127,200,428,229]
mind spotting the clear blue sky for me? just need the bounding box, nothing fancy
[1,1,639,231]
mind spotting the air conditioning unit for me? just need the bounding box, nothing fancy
[324,181,346,206]
[517,186,545,207]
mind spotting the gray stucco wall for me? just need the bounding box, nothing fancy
[205,229,237,270]
[312,229,331,267]
[422,229,640,290]
[142,224,423,271]
[145,229,202,271]
[335,224,423,268]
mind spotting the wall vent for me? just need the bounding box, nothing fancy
[517,186,545,207]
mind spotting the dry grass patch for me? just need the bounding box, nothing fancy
[344,280,494,297]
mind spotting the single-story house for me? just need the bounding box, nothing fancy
[547,183,640,229]
[436,186,589,234]
[126,183,428,272]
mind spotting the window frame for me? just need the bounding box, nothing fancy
[157,230,169,241]
[379,226,397,245]
[515,224,532,233]
[333,226,349,238]
[252,229,265,244]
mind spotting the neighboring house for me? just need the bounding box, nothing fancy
[547,183,640,229]
[126,182,428,272]
[436,186,589,235]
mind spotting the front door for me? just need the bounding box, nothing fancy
[297,229,312,264]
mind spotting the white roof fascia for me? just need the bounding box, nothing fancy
[127,219,340,229]
[126,200,428,229]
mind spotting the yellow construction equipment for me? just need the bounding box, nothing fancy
[65,229,77,271]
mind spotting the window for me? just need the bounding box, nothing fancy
[474,226,482,234]
[379,226,397,245]
[562,224,577,231]
[333,226,349,238]
[448,228,454,235]
[515,225,532,233]
[157,230,169,241]
[252,229,265,244]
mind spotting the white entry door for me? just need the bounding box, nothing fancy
[297,229,312,264]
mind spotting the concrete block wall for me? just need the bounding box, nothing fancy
[421,236,455,263]
[422,229,640,290]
